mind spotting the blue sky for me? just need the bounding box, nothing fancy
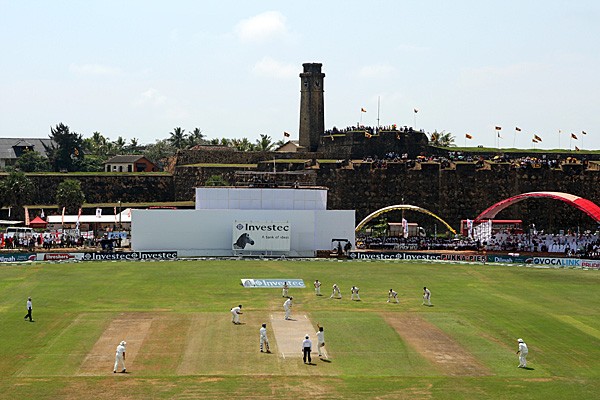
[1,0,598,150]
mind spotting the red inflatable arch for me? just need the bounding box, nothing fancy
[475,191,600,223]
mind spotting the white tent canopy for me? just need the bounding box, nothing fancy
[46,208,132,224]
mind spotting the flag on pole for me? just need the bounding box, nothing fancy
[413,108,419,113]
[495,126,502,130]
[465,134,473,139]
[41,209,45,219]
[571,133,578,140]
[515,127,522,131]
[575,146,580,151]
[24,207,30,226]
[534,134,542,142]
[532,139,538,143]
[361,108,366,112]
[96,208,102,218]
[497,132,502,138]
[582,130,587,135]
[283,131,290,137]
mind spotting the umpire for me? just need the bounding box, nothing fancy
[24,297,33,322]
[302,335,312,364]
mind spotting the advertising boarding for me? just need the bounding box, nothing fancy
[232,221,291,252]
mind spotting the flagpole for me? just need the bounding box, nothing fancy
[414,110,417,129]
[377,96,380,133]
[558,129,561,149]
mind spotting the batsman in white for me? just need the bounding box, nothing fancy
[517,338,529,368]
[113,340,126,373]
[231,304,243,324]
[283,297,293,320]
[259,323,271,353]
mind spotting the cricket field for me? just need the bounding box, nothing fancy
[0,258,598,399]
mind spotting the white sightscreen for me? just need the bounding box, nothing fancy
[195,188,327,211]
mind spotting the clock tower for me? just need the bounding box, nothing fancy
[299,63,325,152]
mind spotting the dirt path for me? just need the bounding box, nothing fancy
[78,312,154,375]
[383,313,490,376]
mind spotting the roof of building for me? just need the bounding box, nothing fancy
[274,140,300,151]
[104,155,149,164]
[0,138,55,159]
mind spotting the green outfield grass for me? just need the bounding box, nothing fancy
[0,259,598,399]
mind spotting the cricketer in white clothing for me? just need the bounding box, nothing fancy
[316,323,326,357]
[517,338,529,368]
[314,280,322,296]
[231,305,243,324]
[351,286,361,301]
[113,341,126,373]
[422,287,432,306]
[259,323,270,352]
[330,284,342,299]
[388,289,399,303]
[282,282,289,298]
[283,297,293,320]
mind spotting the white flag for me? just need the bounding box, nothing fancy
[96,208,102,218]
[402,218,409,239]
[41,209,45,218]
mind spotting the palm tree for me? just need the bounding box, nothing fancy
[113,136,127,154]
[255,134,274,151]
[429,130,456,147]
[168,127,187,149]
[187,127,205,148]
[231,138,255,151]
[128,138,140,153]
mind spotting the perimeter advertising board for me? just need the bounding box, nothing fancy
[232,221,291,251]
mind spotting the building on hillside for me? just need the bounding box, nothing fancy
[104,155,158,172]
[274,140,300,152]
[0,138,54,169]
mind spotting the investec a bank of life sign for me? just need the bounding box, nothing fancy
[232,221,291,251]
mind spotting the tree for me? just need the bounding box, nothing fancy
[231,138,255,152]
[143,139,176,170]
[113,136,127,154]
[168,127,188,149]
[44,123,85,171]
[205,174,229,186]
[0,171,34,219]
[187,128,205,148]
[55,179,86,214]
[127,138,140,153]
[255,134,274,151]
[15,151,51,172]
[429,130,456,147]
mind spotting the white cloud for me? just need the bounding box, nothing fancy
[69,63,121,76]
[252,57,296,79]
[135,88,167,107]
[235,11,288,42]
[357,64,395,78]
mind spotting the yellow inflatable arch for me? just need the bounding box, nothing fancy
[355,204,457,235]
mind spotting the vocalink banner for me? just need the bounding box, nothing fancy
[232,221,291,252]
[241,279,306,288]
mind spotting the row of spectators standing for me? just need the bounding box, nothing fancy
[325,125,424,136]
[1,233,98,250]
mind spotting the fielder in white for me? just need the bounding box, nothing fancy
[314,279,322,296]
[283,297,293,320]
[231,304,243,324]
[259,323,270,353]
[517,338,529,368]
[282,282,289,298]
[330,284,342,299]
[351,286,361,301]
[422,287,432,306]
[113,340,126,373]
[316,323,326,358]
[387,289,399,303]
